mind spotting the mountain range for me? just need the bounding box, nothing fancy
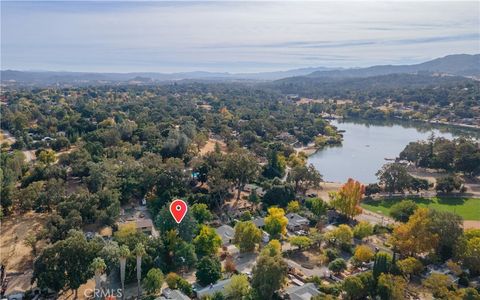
[1,54,478,86]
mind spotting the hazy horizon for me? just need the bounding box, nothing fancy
[2,1,479,73]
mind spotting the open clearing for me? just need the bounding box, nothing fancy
[361,197,480,221]
[1,212,48,294]
[199,138,226,155]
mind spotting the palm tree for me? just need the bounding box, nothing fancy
[90,257,107,300]
[119,245,130,300]
[134,243,146,299]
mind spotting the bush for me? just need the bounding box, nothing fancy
[328,258,347,274]
[325,248,339,262]
[165,272,181,289]
[353,221,374,239]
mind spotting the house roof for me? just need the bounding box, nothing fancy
[157,288,191,300]
[215,225,235,244]
[252,217,265,228]
[286,213,309,226]
[196,279,232,298]
[285,283,321,300]
[136,218,153,229]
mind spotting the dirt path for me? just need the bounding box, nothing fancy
[0,130,16,145]
[464,220,480,229]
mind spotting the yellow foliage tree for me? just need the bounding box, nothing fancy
[354,245,374,263]
[330,178,365,219]
[264,207,288,239]
[390,208,439,256]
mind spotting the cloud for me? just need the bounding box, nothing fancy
[1,1,479,72]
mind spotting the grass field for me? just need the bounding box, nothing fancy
[361,197,480,220]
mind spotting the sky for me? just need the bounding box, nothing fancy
[1,1,479,73]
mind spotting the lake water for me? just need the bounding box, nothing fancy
[308,119,480,184]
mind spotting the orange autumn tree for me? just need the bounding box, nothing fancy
[390,207,439,257]
[330,178,365,219]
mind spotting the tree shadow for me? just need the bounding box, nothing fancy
[436,197,466,206]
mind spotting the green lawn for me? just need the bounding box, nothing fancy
[361,197,480,220]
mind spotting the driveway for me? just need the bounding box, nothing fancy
[284,258,329,278]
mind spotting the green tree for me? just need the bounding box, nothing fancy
[38,149,56,165]
[376,163,412,194]
[373,252,392,279]
[377,274,406,300]
[263,150,286,179]
[33,230,100,297]
[343,271,375,300]
[287,164,323,194]
[196,256,222,286]
[174,241,197,270]
[454,138,480,176]
[155,203,198,242]
[397,257,423,280]
[389,200,418,222]
[223,149,260,201]
[134,243,146,299]
[289,236,313,250]
[142,268,164,296]
[234,221,262,253]
[193,225,222,257]
[306,197,328,218]
[435,175,463,193]
[119,245,130,300]
[165,272,181,289]
[423,273,457,299]
[458,236,480,274]
[191,203,213,224]
[251,240,288,299]
[328,258,347,274]
[91,257,107,300]
[208,167,231,208]
[353,221,373,239]
[325,224,353,246]
[23,233,38,257]
[428,209,463,260]
[262,184,296,207]
[224,274,251,300]
[343,276,365,300]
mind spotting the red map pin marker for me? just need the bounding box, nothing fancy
[170,199,188,224]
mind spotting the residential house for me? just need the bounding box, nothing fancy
[252,217,265,229]
[286,213,309,232]
[157,288,191,300]
[252,217,270,243]
[136,219,154,235]
[284,283,321,300]
[215,225,235,246]
[244,184,265,197]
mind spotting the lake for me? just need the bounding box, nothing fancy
[308,119,480,184]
